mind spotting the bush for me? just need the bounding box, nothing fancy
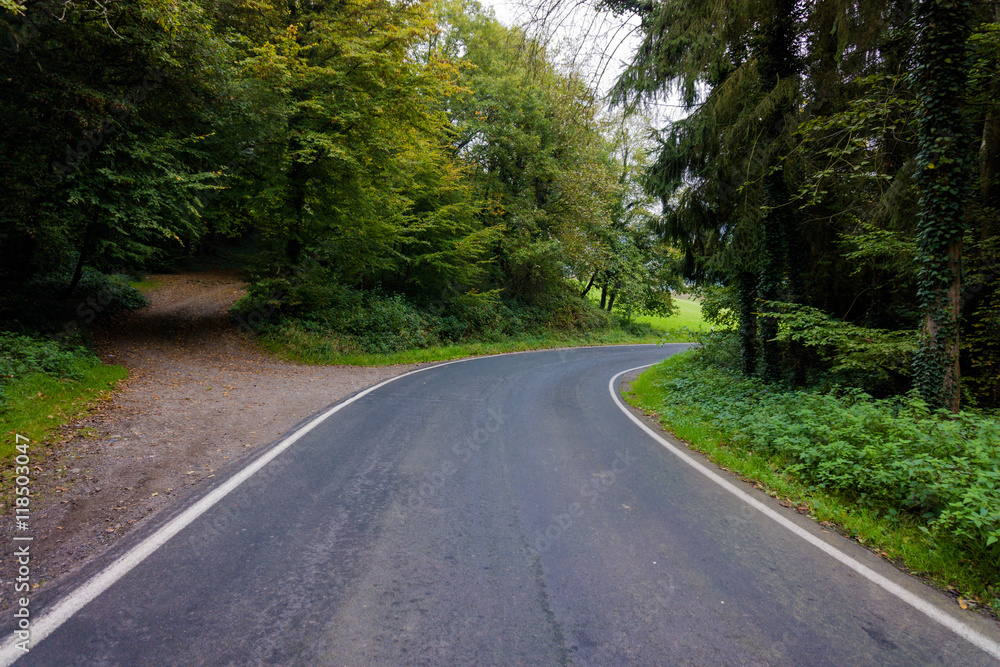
[618,317,657,338]
[0,333,101,408]
[540,290,611,332]
[30,268,151,313]
[248,287,435,354]
[235,272,621,355]
[337,294,431,353]
[0,333,98,383]
[649,350,1000,560]
[435,291,537,342]
[691,329,743,374]
[230,277,297,330]
[1,269,150,336]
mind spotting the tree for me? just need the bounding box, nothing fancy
[0,0,269,294]
[441,3,621,303]
[911,0,975,411]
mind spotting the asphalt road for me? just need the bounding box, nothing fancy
[4,344,1000,665]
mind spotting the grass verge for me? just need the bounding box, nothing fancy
[1,365,126,478]
[624,351,1000,618]
[262,325,689,366]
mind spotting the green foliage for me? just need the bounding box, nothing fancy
[0,362,126,468]
[441,5,636,303]
[0,333,98,388]
[607,0,1000,411]
[0,331,121,460]
[2,0,683,357]
[301,294,432,355]
[644,349,1000,567]
[1,268,149,337]
[962,252,1000,408]
[235,279,616,355]
[46,269,151,313]
[763,300,917,384]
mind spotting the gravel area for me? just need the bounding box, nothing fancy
[1,270,416,612]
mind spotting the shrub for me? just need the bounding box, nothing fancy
[337,294,431,353]
[541,291,611,332]
[1,269,150,337]
[30,268,151,313]
[0,333,98,383]
[0,333,101,408]
[649,350,1000,560]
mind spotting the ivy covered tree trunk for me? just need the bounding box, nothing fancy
[759,171,792,384]
[912,0,974,412]
[738,270,759,377]
[757,0,798,384]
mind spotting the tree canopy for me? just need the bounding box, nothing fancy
[607,0,1000,410]
[2,0,675,348]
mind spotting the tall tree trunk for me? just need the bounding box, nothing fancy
[580,271,598,298]
[738,270,758,377]
[607,290,617,312]
[758,184,786,384]
[756,0,797,384]
[912,0,973,412]
[600,279,608,310]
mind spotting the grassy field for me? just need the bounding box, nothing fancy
[634,297,707,334]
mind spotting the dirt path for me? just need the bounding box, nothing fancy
[1,270,416,611]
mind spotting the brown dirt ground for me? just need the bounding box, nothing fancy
[1,270,416,611]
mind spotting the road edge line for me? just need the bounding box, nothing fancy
[609,364,1000,662]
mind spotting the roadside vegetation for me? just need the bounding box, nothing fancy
[607,0,1000,611]
[0,333,125,468]
[0,272,143,472]
[627,340,1000,616]
[249,286,702,366]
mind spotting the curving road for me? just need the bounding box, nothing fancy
[3,345,1000,665]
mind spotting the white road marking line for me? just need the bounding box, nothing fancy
[610,364,1000,662]
[0,357,477,666]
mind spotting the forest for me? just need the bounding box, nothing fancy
[601,0,998,414]
[1,0,676,362]
[1,0,997,409]
[602,0,1000,609]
